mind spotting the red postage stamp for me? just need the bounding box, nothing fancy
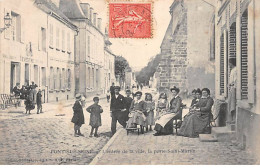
[109,3,152,38]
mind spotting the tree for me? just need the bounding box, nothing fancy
[136,54,161,85]
[115,56,131,85]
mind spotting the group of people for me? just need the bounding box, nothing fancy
[12,82,42,114]
[71,82,214,138]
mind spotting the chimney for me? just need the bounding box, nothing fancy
[93,13,97,27]
[97,18,102,30]
[50,0,60,8]
[80,3,90,19]
[90,7,93,23]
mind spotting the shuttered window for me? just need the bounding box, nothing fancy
[220,34,225,95]
[241,9,248,100]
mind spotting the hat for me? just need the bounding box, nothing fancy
[93,97,99,101]
[126,89,131,93]
[75,93,81,99]
[170,86,180,93]
[135,91,142,96]
[114,86,120,90]
[201,88,210,95]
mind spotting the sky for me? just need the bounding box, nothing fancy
[81,0,173,70]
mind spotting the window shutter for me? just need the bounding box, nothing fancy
[241,9,248,100]
[220,34,225,95]
[20,17,25,43]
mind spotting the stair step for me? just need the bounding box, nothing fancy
[199,134,218,142]
[211,127,236,142]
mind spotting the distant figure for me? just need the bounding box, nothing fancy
[110,82,115,97]
[137,84,139,90]
[140,84,143,90]
[30,82,38,105]
[36,89,42,114]
[227,58,237,124]
[106,90,110,103]
[12,83,21,97]
[86,97,103,137]
[71,94,85,137]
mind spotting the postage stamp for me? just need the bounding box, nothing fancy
[109,3,152,38]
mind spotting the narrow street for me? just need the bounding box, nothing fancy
[0,98,114,165]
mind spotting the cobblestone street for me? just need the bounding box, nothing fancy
[0,98,115,165]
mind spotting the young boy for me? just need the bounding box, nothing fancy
[86,97,103,137]
[36,89,42,114]
[71,94,85,137]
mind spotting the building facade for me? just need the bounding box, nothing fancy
[60,0,108,97]
[157,0,215,95]
[0,0,77,103]
[211,0,260,155]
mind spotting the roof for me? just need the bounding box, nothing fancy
[35,0,77,30]
[59,0,86,19]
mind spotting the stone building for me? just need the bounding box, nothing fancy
[0,0,77,103]
[157,0,215,94]
[210,0,260,155]
[60,0,108,97]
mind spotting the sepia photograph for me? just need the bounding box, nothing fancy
[0,0,260,165]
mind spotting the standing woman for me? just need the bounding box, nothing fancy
[154,86,182,136]
[144,93,155,131]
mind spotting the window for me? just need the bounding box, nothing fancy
[62,29,65,51]
[49,24,54,47]
[62,68,65,89]
[241,9,248,100]
[41,67,46,86]
[25,63,29,85]
[87,67,91,88]
[210,23,215,61]
[56,27,60,49]
[87,36,90,57]
[96,69,99,88]
[50,67,54,90]
[41,27,46,51]
[56,68,61,90]
[67,32,70,51]
[34,65,39,86]
[11,12,21,42]
[67,69,71,89]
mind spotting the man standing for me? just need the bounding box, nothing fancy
[110,86,126,135]
[36,89,42,114]
[110,82,115,97]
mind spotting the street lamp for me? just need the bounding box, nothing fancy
[0,13,12,33]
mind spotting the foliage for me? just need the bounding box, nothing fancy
[136,54,161,84]
[115,56,131,81]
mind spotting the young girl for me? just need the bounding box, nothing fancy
[145,93,155,132]
[155,92,169,120]
[71,94,85,137]
[86,97,103,137]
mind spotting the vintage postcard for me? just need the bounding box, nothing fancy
[0,0,260,165]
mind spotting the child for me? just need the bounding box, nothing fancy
[86,97,103,137]
[71,94,85,137]
[106,90,110,103]
[155,92,169,120]
[36,89,42,114]
[145,93,155,131]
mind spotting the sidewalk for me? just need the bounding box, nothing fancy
[0,94,107,119]
[90,128,257,165]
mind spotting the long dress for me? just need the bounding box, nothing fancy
[86,104,103,128]
[71,100,85,127]
[154,96,182,135]
[155,98,168,119]
[145,100,155,126]
[178,97,214,138]
[126,99,147,128]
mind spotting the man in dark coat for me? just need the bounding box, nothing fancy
[110,82,115,97]
[36,89,42,114]
[110,86,126,135]
[71,94,85,137]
